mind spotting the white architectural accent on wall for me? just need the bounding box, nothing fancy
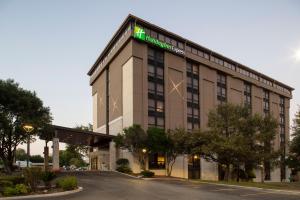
[254,168,262,182]
[122,57,134,128]
[119,149,141,173]
[109,116,123,135]
[95,124,106,134]
[109,141,117,171]
[52,137,59,171]
[93,93,98,131]
[271,167,281,182]
[171,155,188,178]
[201,158,218,181]
[89,150,109,171]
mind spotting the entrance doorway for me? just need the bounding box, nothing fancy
[188,155,200,179]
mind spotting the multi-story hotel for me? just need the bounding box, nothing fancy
[88,14,293,181]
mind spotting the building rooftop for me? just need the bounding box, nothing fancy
[88,14,294,94]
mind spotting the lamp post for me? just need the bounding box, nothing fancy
[23,124,34,167]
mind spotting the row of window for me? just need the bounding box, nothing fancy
[185,43,290,95]
[148,47,286,132]
[146,49,287,172]
[244,82,252,107]
[187,62,200,130]
[217,73,227,104]
[148,48,165,129]
[263,90,270,115]
[279,97,285,144]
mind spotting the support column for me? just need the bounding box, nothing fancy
[109,141,116,171]
[43,142,49,171]
[52,135,60,171]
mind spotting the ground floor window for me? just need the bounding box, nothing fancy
[148,153,165,169]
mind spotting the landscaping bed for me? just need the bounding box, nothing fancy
[0,168,78,197]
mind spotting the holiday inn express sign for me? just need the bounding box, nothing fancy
[133,26,185,55]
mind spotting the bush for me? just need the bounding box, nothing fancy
[141,170,155,178]
[0,176,25,185]
[3,187,18,196]
[55,176,77,191]
[23,167,42,191]
[116,158,129,166]
[116,166,132,174]
[15,184,29,194]
[0,180,13,188]
[41,171,56,188]
[246,170,256,179]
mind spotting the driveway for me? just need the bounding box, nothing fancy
[30,171,299,200]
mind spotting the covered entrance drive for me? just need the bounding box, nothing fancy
[40,125,115,171]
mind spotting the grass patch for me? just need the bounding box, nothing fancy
[193,180,300,191]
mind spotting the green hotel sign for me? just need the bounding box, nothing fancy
[133,26,185,55]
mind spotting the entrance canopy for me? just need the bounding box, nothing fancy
[40,125,115,147]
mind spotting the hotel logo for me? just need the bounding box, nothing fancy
[133,25,184,56]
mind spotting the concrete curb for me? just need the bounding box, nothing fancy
[113,171,142,179]
[193,181,300,195]
[0,187,83,200]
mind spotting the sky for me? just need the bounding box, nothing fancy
[1,0,300,155]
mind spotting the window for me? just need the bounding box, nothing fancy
[148,153,165,169]
[244,82,251,108]
[263,90,270,115]
[217,73,227,104]
[158,33,164,41]
[178,42,184,49]
[186,61,200,131]
[279,96,286,180]
[148,47,165,128]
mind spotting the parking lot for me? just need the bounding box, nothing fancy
[31,171,300,200]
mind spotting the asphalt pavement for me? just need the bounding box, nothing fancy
[28,171,300,200]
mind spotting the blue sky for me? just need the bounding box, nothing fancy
[1,0,300,155]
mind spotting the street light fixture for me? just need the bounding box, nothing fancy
[142,148,147,153]
[23,124,34,167]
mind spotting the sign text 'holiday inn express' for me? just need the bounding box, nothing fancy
[133,26,185,55]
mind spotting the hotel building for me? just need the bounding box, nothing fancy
[88,15,293,181]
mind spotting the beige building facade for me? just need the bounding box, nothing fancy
[88,15,293,181]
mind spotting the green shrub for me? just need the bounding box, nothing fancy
[23,167,42,191]
[15,184,29,194]
[246,170,256,179]
[55,176,77,191]
[116,166,132,174]
[116,158,129,166]
[3,186,18,196]
[0,180,13,188]
[141,170,155,178]
[41,171,56,188]
[0,176,25,185]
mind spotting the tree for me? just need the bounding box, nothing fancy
[255,114,280,183]
[30,155,44,163]
[0,79,52,173]
[165,128,190,176]
[15,148,27,161]
[147,127,168,154]
[72,124,93,156]
[16,148,44,163]
[198,103,256,181]
[59,145,86,167]
[287,108,300,176]
[114,124,148,170]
